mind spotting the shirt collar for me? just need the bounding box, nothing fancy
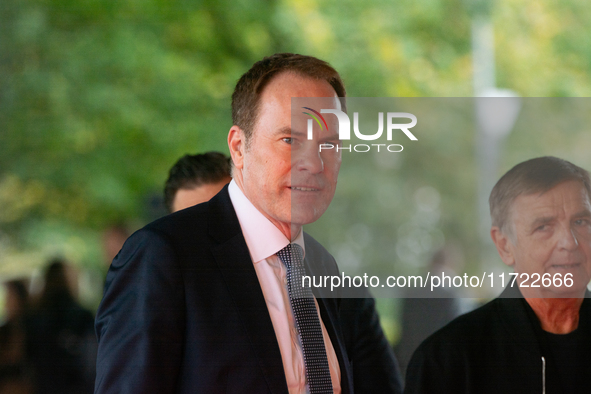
[228,180,305,263]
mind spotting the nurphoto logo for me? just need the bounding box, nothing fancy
[303,107,418,153]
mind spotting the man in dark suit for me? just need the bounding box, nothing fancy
[95,53,400,393]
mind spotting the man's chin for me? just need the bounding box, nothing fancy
[290,208,326,227]
[534,283,589,298]
[544,266,590,296]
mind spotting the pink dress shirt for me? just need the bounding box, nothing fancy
[228,180,341,394]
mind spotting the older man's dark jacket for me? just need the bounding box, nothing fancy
[405,285,591,394]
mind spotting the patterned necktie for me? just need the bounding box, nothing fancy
[276,243,333,394]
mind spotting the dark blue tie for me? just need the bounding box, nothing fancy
[276,243,333,394]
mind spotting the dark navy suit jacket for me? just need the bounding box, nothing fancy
[94,186,401,393]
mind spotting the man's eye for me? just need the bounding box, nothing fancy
[282,137,293,144]
[575,219,590,226]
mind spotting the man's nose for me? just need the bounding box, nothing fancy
[293,143,324,174]
[558,225,579,250]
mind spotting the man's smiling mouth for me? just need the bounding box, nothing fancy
[290,186,319,191]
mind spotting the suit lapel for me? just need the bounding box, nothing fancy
[208,187,288,394]
[304,234,354,394]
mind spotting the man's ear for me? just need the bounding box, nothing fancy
[228,126,245,170]
[490,226,516,267]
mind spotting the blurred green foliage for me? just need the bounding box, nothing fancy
[1,0,591,311]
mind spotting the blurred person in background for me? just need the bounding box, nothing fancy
[394,245,466,380]
[25,259,95,394]
[101,224,130,269]
[0,279,32,394]
[163,151,232,213]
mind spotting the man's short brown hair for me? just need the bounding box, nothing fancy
[231,53,346,148]
[164,152,231,213]
[489,156,591,237]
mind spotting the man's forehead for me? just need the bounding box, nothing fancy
[253,74,341,134]
[511,181,591,221]
[294,95,342,110]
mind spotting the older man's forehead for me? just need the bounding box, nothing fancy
[511,181,591,221]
